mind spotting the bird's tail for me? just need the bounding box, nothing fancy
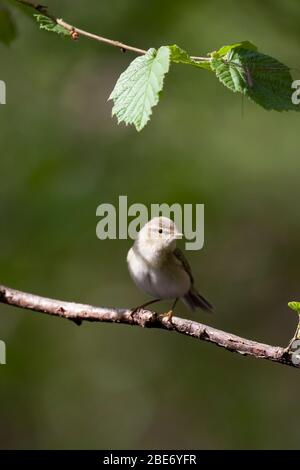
[183,286,214,313]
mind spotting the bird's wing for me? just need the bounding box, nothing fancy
[173,247,194,284]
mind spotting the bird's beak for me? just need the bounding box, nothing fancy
[174,232,183,239]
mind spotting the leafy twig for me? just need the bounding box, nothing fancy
[14,1,299,130]
[16,0,210,61]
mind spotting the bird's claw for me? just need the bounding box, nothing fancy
[128,307,139,319]
[160,310,173,322]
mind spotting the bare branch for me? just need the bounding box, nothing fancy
[16,0,211,62]
[56,18,146,55]
[0,284,297,369]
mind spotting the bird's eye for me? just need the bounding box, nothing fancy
[158,229,163,234]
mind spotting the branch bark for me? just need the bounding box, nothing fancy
[16,0,211,62]
[0,284,298,369]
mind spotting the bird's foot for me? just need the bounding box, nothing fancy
[128,307,140,319]
[129,299,161,320]
[160,310,173,322]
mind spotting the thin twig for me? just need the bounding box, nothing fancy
[0,284,297,369]
[16,0,211,62]
[56,18,147,56]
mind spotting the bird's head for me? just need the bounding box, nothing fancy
[137,217,183,253]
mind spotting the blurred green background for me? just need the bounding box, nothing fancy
[1,0,300,450]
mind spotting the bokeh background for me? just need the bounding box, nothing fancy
[1,0,300,450]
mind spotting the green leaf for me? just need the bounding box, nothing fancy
[212,41,257,58]
[211,45,299,111]
[169,44,212,71]
[0,6,17,45]
[109,46,170,131]
[34,14,70,36]
[288,302,300,314]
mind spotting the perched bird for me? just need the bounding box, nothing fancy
[127,216,213,320]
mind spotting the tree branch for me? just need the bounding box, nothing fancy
[16,0,211,62]
[0,284,298,369]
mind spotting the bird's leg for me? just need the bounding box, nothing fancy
[160,298,178,322]
[129,298,161,318]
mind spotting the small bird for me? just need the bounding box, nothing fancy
[127,216,213,320]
